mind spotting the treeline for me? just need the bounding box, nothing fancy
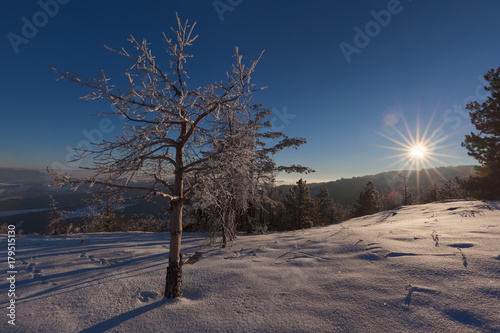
[287,165,474,206]
[185,174,475,245]
[0,165,489,237]
[187,179,348,235]
[0,172,487,239]
[0,169,479,238]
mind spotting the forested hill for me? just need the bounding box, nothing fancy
[279,165,476,206]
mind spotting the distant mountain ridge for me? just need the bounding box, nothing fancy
[0,168,47,185]
[0,165,476,205]
[0,165,478,233]
[279,165,476,206]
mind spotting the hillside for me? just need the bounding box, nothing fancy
[0,165,479,233]
[281,165,476,206]
[1,200,499,332]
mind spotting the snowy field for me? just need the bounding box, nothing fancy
[1,200,499,332]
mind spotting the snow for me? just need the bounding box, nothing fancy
[1,200,499,332]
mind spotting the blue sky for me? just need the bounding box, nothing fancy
[1,0,499,183]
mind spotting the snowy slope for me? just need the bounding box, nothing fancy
[1,200,499,332]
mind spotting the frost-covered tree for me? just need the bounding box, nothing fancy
[49,14,309,298]
[402,176,416,205]
[192,102,312,246]
[266,187,287,230]
[352,181,384,217]
[424,182,440,203]
[190,105,262,246]
[48,195,67,235]
[84,187,125,232]
[462,67,500,199]
[439,179,466,200]
[424,179,466,202]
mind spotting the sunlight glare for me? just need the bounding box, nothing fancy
[410,145,426,159]
[375,111,458,197]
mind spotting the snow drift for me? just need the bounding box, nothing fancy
[1,200,499,332]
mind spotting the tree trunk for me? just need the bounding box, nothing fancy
[222,226,227,248]
[165,142,185,299]
[165,198,183,298]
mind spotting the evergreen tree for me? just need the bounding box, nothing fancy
[462,67,500,199]
[454,177,470,199]
[314,187,345,225]
[425,182,440,203]
[402,176,416,205]
[352,181,384,217]
[267,187,287,230]
[439,179,466,200]
[315,187,331,226]
[284,179,314,229]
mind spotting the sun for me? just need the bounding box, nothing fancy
[375,112,457,196]
[410,145,426,159]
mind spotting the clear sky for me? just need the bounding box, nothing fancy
[1,0,499,183]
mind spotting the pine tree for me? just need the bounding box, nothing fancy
[462,67,500,199]
[439,180,466,200]
[314,186,345,225]
[315,187,331,226]
[268,187,287,230]
[402,176,416,205]
[454,177,470,199]
[284,179,314,229]
[352,181,384,217]
[425,182,440,203]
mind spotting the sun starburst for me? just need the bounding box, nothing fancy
[375,112,457,196]
[410,145,426,158]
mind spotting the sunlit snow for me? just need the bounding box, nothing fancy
[1,200,499,332]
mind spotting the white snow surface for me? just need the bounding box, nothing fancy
[1,200,499,332]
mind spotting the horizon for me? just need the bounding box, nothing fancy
[1,164,477,187]
[2,1,498,181]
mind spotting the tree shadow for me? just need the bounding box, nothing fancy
[483,200,500,211]
[79,299,167,333]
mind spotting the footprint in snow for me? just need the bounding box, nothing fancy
[32,268,48,284]
[99,259,110,266]
[32,268,43,277]
[87,255,98,262]
[137,291,160,303]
